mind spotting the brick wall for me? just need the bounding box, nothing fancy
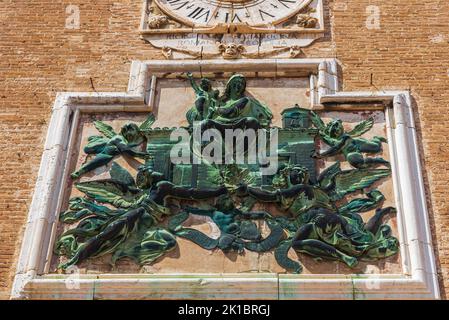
[0,0,448,299]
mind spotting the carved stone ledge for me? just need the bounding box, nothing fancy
[151,41,304,60]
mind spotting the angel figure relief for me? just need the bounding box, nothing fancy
[70,113,156,179]
[309,111,390,169]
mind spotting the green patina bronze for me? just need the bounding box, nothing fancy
[70,114,155,179]
[309,111,390,169]
[56,74,399,273]
[186,72,219,125]
[187,73,273,130]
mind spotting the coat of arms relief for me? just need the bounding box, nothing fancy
[54,73,400,275]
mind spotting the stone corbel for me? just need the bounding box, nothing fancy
[146,3,181,30]
[294,6,319,28]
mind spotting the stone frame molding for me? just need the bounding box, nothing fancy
[11,59,440,299]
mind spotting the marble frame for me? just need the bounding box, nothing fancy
[11,59,440,299]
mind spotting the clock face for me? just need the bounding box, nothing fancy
[154,0,312,27]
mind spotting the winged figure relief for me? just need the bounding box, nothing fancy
[309,111,389,169]
[70,113,155,179]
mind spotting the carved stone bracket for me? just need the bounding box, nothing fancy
[146,3,179,29]
[282,5,319,29]
[152,41,303,60]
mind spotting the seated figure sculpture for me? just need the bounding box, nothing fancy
[187,74,273,131]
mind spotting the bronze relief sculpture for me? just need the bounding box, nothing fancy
[55,74,399,273]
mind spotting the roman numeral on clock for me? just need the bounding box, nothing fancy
[187,7,210,22]
[259,9,275,21]
[232,14,242,23]
[277,0,296,8]
[167,0,189,10]
[160,0,305,25]
[222,12,242,23]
